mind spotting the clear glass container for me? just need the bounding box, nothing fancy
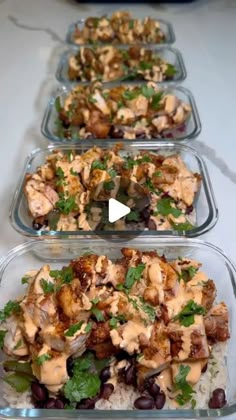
[56,46,187,85]
[41,85,201,143]
[9,142,218,238]
[0,237,236,418]
[66,18,176,47]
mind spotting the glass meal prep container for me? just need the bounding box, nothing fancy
[0,237,236,419]
[41,84,201,143]
[55,46,186,85]
[66,18,176,47]
[9,142,218,238]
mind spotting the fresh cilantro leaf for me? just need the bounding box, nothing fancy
[179,266,198,283]
[151,92,163,110]
[165,63,177,78]
[0,330,7,349]
[171,221,194,231]
[40,279,54,294]
[155,197,182,218]
[70,168,78,176]
[56,194,78,215]
[64,371,100,403]
[91,307,105,322]
[13,339,23,350]
[139,61,153,71]
[103,180,115,191]
[144,178,156,193]
[50,266,74,284]
[88,95,97,104]
[122,89,139,101]
[173,300,206,327]
[91,297,100,305]
[64,352,101,403]
[21,275,31,285]
[139,298,156,322]
[93,17,100,28]
[107,168,117,178]
[91,160,107,171]
[141,85,155,98]
[56,166,65,179]
[121,50,130,61]
[125,263,145,289]
[55,96,62,113]
[153,171,162,177]
[65,321,84,337]
[109,314,126,329]
[36,353,52,366]
[0,301,21,322]
[174,365,196,406]
[129,19,134,29]
[85,322,93,333]
[126,210,140,222]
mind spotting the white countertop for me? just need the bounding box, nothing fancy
[0,0,236,418]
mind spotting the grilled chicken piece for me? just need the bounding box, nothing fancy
[3,316,29,357]
[204,302,230,343]
[41,322,88,356]
[32,344,69,393]
[168,315,209,361]
[86,321,117,359]
[70,254,110,290]
[56,279,91,319]
[201,279,216,311]
[24,178,59,218]
[137,320,171,382]
[110,320,153,355]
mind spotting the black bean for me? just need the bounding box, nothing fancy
[155,391,166,409]
[125,364,137,386]
[77,398,96,409]
[201,362,208,373]
[208,388,226,409]
[32,221,43,231]
[66,356,74,377]
[100,383,114,400]
[134,396,155,410]
[44,398,56,409]
[100,366,111,383]
[147,219,156,230]
[144,377,160,398]
[186,205,193,215]
[116,350,131,361]
[33,401,44,409]
[31,382,48,402]
[110,127,123,139]
[55,399,65,409]
[140,207,150,221]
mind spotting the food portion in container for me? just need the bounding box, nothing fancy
[54,82,191,140]
[0,248,229,410]
[72,11,166,45]
[67,46,177,83]
[24,146,200,233]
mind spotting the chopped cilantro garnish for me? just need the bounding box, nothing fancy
[155,197,182,218]
[109,314,126,329]
[35,353,52,366]
[88,95,97,104]
[0,330,7,349]
[55,96,62,113]
[151,92,163,110]
[139,61,153,71]
[124,263,145,289]
[173,300,206,327]
[107,168,117,178]
[84,322,93,333]
[21,275,31,285]
[40,279,54,294]
[0,300,21,322]
[70,168,78,176]
[13,339,23,350]
[153,171,162,177]
[126,210,140,222]
[65,321,84,337]
[103,180,115,191]
[91,160,107,170]
[128,19,134,29]
[174,364,196,406]
[91,307,105,322]
[179,266,198,283]
[56,193,78,215]
[50,266,74,284]
[144,178,156,193]
[141,85,155,98]
[165,63,177,78]
[171,221,194,231]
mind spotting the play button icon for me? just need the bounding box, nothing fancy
[108,198,130,223]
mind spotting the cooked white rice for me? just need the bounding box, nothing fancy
[0,342,227,410]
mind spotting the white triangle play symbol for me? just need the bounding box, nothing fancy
[108,198,130,223]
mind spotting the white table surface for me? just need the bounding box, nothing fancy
[0,0,236,418]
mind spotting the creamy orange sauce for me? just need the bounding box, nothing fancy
[110,321,152,354]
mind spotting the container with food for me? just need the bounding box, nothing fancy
[41,83,201,142]
[66,11,175,46]
[56,46,186,84]
[0,238,235,418]
[10,143,217,238]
